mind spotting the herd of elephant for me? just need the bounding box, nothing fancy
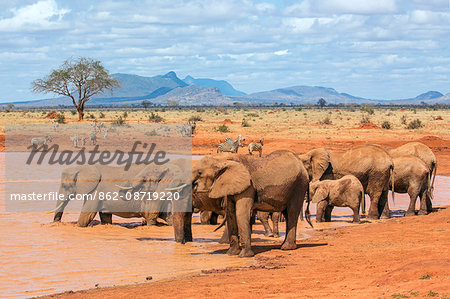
[52,141,437,258]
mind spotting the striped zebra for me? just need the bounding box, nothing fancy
[217,135,244,153]
[31,135,52,149]
[248,138,264,157]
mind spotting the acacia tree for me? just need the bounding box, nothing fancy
[31,57,120,120]
[317,98,327,109]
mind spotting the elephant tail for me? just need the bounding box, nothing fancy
[213,214,226,232]
[305,184,313,228]
[390,165,395,206]
[429,162,437,200]
[361,189,366,215]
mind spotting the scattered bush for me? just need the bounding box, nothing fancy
[70,110,77,115]
[296,107,302,111]
[381,121,391,129]
[241,119,251,127]
[123,111,128,118]
[401,115,407,125]
[246,112,259,118]
[215,124,230,132]
[145,130,158,136]
[188,115,202,122]
[148,112,164,123]
[407,119,423,129]
[360,115,371,125]
[196,108,205,112]
[112,116,126,125]
[56,113,66,124]
[361,105,375,115]
[99,112,105,118]
[319,116,332,125]
[88,113,95,119]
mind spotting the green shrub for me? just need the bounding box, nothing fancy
[56,113,66,124]
[148,112,164,123]
[241,119,251,127]
[215,124,230,132]
[99,112,105,118]
[407,119,423,129]
[188,115,202,122]
[319,116,332,125]
[360,115,370,125]
[401,115,407,125]
[112,116,125,125]
[123,111,128,118]
[70,110,77,115]
[381,121,391,129]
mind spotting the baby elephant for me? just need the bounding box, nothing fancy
[310,175,365,223]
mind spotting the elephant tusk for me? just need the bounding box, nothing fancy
[47,201,66,213]
[165,183,189,191]
[115,184,133,190]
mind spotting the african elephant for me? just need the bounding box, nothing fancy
[310,175,365,223]
[175,150,311,257]
[299,145,394,220]
[391,156,432,216]
[388,142,437,197]
[257,211,281,237]
[199,210,221,225]
[53,160,189,227]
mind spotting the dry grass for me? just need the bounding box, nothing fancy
[0,108,449,142]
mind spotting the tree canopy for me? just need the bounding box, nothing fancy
[31,57,120,120]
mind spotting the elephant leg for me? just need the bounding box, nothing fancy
[200,211,213,224]
[367,190,382,220]
[324,205,334,222]
[99,212,112,225]
[210,212,219,225]
[351,206,360,223]
[281,193,302,251]
[316,200,327,222]
[379,190,390,219]
[426,193,433,214]
[258,211,274,237]
[53,199,70,222]
[272,212,280,237]
[172,212,192,244]
[418,190,429,215]
[236,197,254,257]
[77,212,97,227]
[184,212,193,242]
[218,223,230,244]
[226,198,240,256]
[406,190,419,216]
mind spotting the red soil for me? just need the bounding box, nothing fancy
[358,122,380,129]
[45,112,58,119]
[47,206,450,299]
[222,119,233,124]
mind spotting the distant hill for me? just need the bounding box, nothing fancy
[182,75,246,96]
[6,70,448,107]
[233,85,376,105]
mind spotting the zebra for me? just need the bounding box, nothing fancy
[217,137,243,154]
[52,120,59,131]
[103,130,108,140]
[248,138,264,157]
[90,121,97,132]
[31,135,52,149]
[89,133,97,145]
[225,134,245,145]
[81,137,86,146]
[98,122,106,131]
[70,134,79,148]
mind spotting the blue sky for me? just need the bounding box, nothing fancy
[1,0,449,102]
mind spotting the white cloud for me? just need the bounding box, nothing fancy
[0,0,69,32]
[287,0,398,15]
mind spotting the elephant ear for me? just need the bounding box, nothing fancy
[74,166,102,194]
[306,148,330,182]
[311,185,328,203]
[208,161,251,199]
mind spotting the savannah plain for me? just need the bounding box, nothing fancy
[0,107,449,298]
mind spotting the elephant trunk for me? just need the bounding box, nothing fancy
[214,195,227,232]
[51,197,70,221]
[213,214,226,232]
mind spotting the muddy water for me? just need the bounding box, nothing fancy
[0,152,449,298]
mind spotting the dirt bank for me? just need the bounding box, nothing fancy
[47,206,450,299]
